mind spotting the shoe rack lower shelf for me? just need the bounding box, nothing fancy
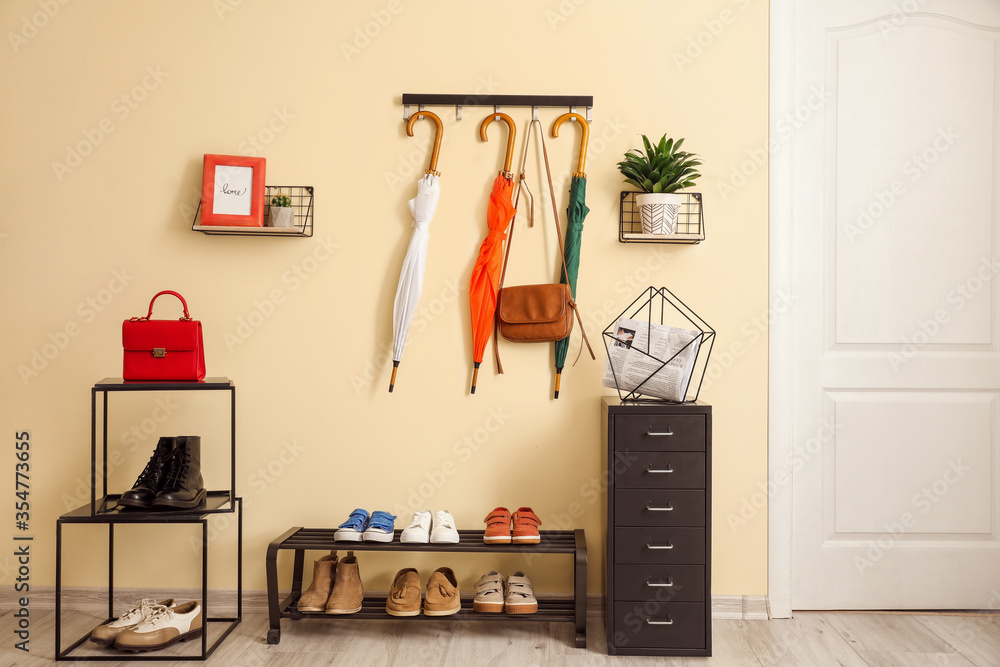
[265,527,587,648]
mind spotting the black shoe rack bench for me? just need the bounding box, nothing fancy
[265,527,588,648]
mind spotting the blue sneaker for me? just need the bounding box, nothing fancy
[334,509,369,541]
[363,511,398,543]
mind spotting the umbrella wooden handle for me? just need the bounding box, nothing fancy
[480,112,517,176]
[406,110,443,176]
[552,112,589,178]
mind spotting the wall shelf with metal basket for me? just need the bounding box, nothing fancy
[192,185,314,237]
[619,191,705,244]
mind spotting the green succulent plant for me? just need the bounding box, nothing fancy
[270,193,292,208]
[617,135,701,193]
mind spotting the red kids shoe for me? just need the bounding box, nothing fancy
[483,507,511,544]
[511,507,541,544]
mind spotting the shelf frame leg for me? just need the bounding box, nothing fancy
[265,525,301,644]
[574,528,588,648]
[230,386,237,508]
[108,523,115,620]
[55,520,62,658]
[201,516,208,658]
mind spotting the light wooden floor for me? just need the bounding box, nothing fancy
[4,609,999,666]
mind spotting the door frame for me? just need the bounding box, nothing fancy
[768,0,796,619]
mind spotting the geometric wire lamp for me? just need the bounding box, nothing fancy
[602,286,715,403]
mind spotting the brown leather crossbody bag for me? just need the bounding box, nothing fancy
[498,283,575,343]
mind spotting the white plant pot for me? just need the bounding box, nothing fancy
[269,206,295,228]
[636,193,684,235]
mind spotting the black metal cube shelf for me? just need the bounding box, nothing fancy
[55,498,243,662]
[265,527,588,648]
[89,378,236,517]
[54,378,243,661]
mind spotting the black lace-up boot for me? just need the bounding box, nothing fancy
[119,437,178,508]
[151,436,206,509]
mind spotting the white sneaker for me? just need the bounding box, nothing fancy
[400,510,431,543]
[430,510,460,544]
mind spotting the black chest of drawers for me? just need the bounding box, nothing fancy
[602,397,712,657]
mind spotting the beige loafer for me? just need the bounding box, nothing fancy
[424,567,460,616]
[386,567,422,616]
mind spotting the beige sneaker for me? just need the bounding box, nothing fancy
[89,599,175,645]
[424,567,460,616]
[472,571,505,613]
[114,601,202,651]
[505,571,538,614]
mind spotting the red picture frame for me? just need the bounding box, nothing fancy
[200,154,266,227]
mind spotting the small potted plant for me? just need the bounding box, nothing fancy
[268,192,295,228]
[617,135,701,235]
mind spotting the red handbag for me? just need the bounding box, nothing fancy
[122,291,206,381]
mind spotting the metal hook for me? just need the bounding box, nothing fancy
[480,111,517,177]
[552,112,590,178]
[406,109,444,176]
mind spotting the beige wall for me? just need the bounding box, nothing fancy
[1,0,768,597]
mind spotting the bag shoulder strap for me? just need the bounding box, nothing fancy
[493,120,540,374]
[493,122,594,373]
[535,130,594,363]
[496,123,574,294]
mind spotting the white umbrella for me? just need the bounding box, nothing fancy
[389,111,443,392]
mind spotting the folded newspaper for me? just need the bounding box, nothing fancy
[603,317,702,401]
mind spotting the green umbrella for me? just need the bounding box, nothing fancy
[552,114,591,398]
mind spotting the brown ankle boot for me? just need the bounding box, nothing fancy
[325,551,363,614]
[297,552,337,612]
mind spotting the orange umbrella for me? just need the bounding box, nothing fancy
[469,111,516,394]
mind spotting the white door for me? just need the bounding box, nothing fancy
[786,0,1000,609]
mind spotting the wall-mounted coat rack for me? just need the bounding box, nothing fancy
[401,94,593,122]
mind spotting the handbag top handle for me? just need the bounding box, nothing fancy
[143,290,193,321]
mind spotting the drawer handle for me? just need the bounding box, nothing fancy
[646,540,674,550]
[645,577,674,588]
[646,427,674,436]
[646,463,674,474]
[645,618,674,626]
[646,501,674,511]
